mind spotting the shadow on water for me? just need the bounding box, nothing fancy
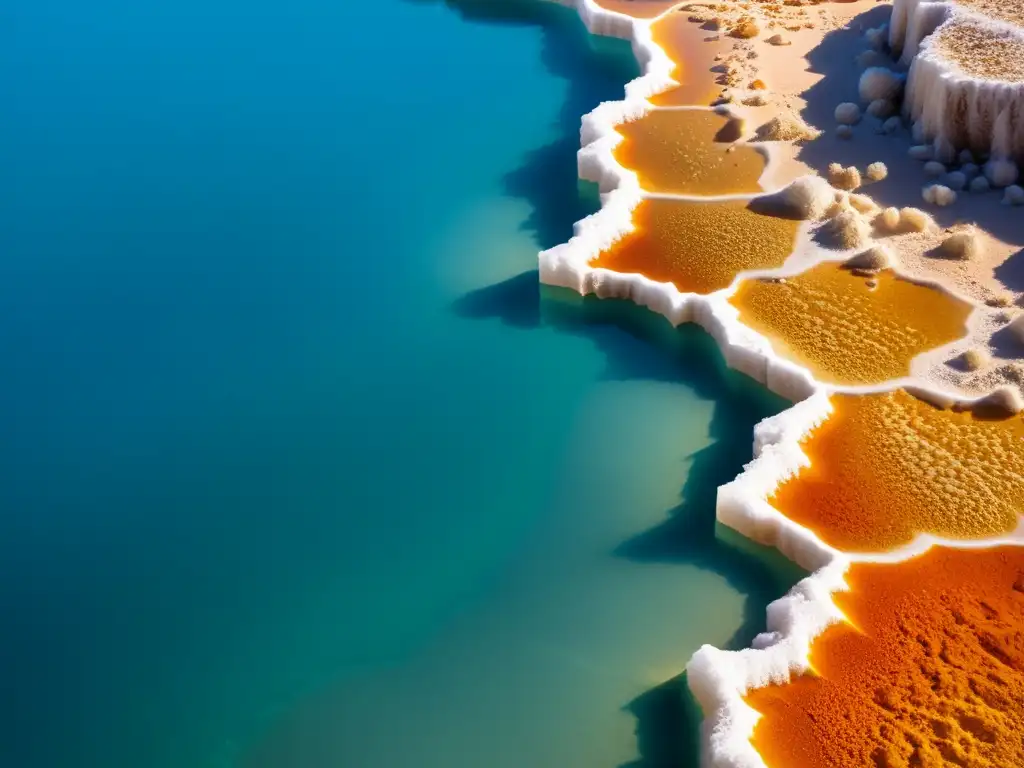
[456,276,806,767]
[435,2,799,765]
[410,0,640,249]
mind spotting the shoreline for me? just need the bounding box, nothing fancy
[536,0,1024,765]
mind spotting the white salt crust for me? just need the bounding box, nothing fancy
[541,3,1024,768]
[892,0,1024,159]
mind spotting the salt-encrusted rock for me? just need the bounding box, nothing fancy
[909,144,933,161]
[939,229,981,260]
[900,14,1024,162]
[828,163,862,190]
[766,33,790,46]
[731,18,760,38]
[923,160,946,177]
[986,158,1020,188]
[856,50,891,69]
[881,116,902,134]
[865,25,888,50]
[969,175,991,193]
[867,99,894,118]
[849,193,878,214]
[752,175,836,220]
[819,209,872,249]
[923,184,956,206]
[834,102,861,125]
[961,348,991,371]
[1003,185,1024,205]
[865,162,888,181]
[900,206,934,231]
[877,206,901,231]
[961,162,980,178]
[945,171,967,190]
[836,125,853,140]
[844,244,893,272]
[1011,315,1024,343]
[859,67,904,102]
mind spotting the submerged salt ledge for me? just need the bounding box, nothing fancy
[542,2,1021,767]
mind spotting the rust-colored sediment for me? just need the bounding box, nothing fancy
[730,265,972,385]
[649,10,726,106]
[591,198,799,294]
[769,389,1024,552]
[747,546,1024,768]
[592,0,681,18]
[613,110,765,195]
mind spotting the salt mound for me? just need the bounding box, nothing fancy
[986,158,1019,188]
[751,175,835,220]
[923,161,946,177]
[882,116,902,134]
[939,229,982,260]
[970,175,992,193]
[900,206,934,232]
[834,102,861,125]
[849,193,877,214]
[1003,184,1024,205]
[876,206,901,231]
[819,209,872,250]
[945,171,967,190]
[961,347,991,370]
[844,245,893,272]
[971,385,1024,416]
[923,184,957,206]
[755,114,820,142]
[867,99,895,118]
[859,67,904,102]
[1010,315,1024,342]
[828,163,862,190]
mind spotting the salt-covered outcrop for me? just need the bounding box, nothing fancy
[893,0,1024,161]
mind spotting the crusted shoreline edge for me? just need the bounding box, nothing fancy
[538,2,1023,767]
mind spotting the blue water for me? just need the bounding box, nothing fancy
[0,1,797,766]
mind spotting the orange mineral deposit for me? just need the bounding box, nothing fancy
[770,389,1024,552]
[613,109,765,195]
[592,198,798,294]
[649,10,727,107]
[747,546,1024,768]
[730,264,972,385]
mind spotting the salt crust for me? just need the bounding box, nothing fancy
[542,2,1022,767]
[892,0,1024,159]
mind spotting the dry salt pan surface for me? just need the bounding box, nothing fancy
[538,0,1024,766]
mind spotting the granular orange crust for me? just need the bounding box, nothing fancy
[649,10,726,106]
[591,198,799,294]
[746,546,1024,768]
[613,110,765,195]
[730,265,973,386]
[769,390,1024,552]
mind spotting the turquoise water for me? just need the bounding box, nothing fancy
[0,1,798,766]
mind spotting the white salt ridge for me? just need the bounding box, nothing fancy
[892,0,1024,160]
[542,2,1023,767]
